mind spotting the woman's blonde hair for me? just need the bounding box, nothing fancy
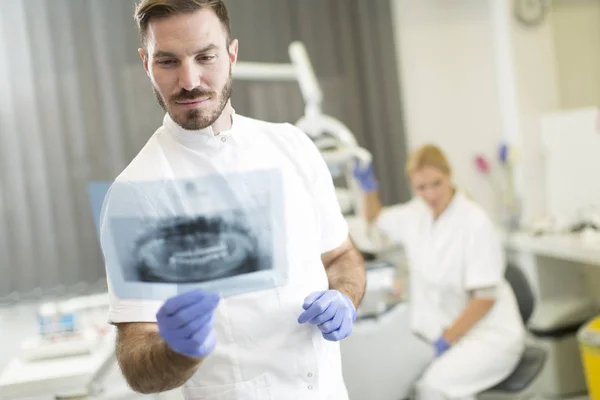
[405,144,452,177]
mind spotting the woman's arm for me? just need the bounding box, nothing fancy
[442,293,496,344]
[353,161,383,224]
[438,214,505,349]
[363,191,383,225]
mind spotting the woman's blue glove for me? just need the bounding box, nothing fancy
[352,160,379,193]
[434,335,451,357]
[156,289,220,359]
[297,290,356,341]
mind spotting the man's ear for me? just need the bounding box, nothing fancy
[138,48,150,75]
[228,39,239,65]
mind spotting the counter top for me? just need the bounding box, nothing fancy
[504,230,600,267]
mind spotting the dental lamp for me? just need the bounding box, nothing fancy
[289,41,372,217]
[233,42,373,217]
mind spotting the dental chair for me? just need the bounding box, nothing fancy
[478,263,547,400]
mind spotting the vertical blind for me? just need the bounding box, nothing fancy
[0,0,408,301]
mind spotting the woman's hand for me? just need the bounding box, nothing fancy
[352,161,379,193]
[433,335,451,357]
[441,297,496,345]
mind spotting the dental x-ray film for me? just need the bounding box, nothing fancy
[88,168,288,301]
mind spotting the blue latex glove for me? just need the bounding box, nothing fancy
[297,290,356,341]
[156,289,220,359]
[434,335,451,357]
[352,160,379,192]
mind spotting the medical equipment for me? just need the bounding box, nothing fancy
[38,303,77,337]
[1,294,134,400]
[525,205,600,241]
[20,293,111,362]
[234,42,374,221]
[0,293,181,400]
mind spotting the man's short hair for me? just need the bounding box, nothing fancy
[134,0,232,46]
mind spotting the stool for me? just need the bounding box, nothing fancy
[478,263,547,399]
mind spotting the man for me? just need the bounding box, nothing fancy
[99,1,366,399]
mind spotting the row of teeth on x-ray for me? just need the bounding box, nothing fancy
[132,215,257,282]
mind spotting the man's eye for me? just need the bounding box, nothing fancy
[157,59,176,65]
[198,55,215,62]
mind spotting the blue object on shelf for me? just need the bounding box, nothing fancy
[499,143,509,164]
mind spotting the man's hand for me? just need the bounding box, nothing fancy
[156,289,220,359]
[297,290,356,341]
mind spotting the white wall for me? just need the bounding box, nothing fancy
[551,0,600,305]
[552,0,600,109]
[503,2,562,223]
[495,0,600,222]
[390,0,570,224]
[390,0,600,306]
[390,0,504,220]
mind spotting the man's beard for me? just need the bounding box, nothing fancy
[154,68,233,131]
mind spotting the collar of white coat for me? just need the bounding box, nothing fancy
[422,188,467,222]
[162,108,238,147]
[447,188,466,209]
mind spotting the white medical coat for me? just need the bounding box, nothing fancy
[377,192,526,397]
[100,111,350,400]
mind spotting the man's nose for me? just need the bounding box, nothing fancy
[178,59,201,91]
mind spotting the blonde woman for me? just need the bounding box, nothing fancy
[353,144,526,400]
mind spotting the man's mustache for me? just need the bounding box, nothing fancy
[171,89,214,102]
